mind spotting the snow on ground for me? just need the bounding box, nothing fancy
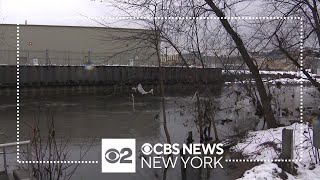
[223,70,299,76]
[268,78,314,85]
[225,77,320,86]
[224,69,320,85]
[232,123,320,180]
[222,70,314,77]
[239,162,296,180]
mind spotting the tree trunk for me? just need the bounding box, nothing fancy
[154,22,171,180]
[205,0,278,128]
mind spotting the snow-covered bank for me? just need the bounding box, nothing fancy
[222,70,312,77]
[223,70,298,75]
[224,69,320,86]
[238,163,295,180]
[230,123,320,180]
[225,77,320,85]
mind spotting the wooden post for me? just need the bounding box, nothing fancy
[280,128,294,173]
[313,118,320,149]
[313,117,320,164]
[3,147,7,174]
[131,94,135,111]
[281,129,293,159]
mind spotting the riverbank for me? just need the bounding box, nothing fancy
[230,122,320,179]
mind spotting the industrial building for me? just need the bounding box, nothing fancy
[0,24,158,66]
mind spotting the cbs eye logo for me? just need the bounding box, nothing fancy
[105,148,132,163]
[101,139,136,173]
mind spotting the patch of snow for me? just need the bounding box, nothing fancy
[222,70,314,76]
[233,123,320,179]
[238,162,295,180]
[224,77,320,85]
[268,78,319,85]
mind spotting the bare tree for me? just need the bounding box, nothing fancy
[203,0,278,128]
[98,0,280,131]
[262,0,320,91]
[27,106,94,180]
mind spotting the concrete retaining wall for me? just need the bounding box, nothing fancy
[0,65,223,86]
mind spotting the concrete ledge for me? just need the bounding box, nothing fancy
[0,65,223,86]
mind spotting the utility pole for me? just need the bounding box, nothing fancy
[165,46,168,63]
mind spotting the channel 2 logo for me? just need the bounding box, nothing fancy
[101,139,136,173]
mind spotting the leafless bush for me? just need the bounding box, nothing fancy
[29,106,94,180]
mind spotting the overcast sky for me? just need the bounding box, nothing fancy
[0,0,263,27]
[0,0,121,26]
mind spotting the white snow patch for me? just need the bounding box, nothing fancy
[225,77,318,85]
[238,162,295,180]
[233,123,320,179]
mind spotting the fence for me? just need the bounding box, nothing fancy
[0,49,157,66]
[0,141,31,176]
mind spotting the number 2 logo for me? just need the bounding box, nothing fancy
[105,148,133,163]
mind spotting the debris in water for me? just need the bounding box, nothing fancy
[132,84,153,95]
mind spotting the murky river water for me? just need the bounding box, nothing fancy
[0,84,318,180]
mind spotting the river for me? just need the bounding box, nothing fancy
[0,84,317,180]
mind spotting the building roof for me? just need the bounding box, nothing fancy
[0,23,150,32]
